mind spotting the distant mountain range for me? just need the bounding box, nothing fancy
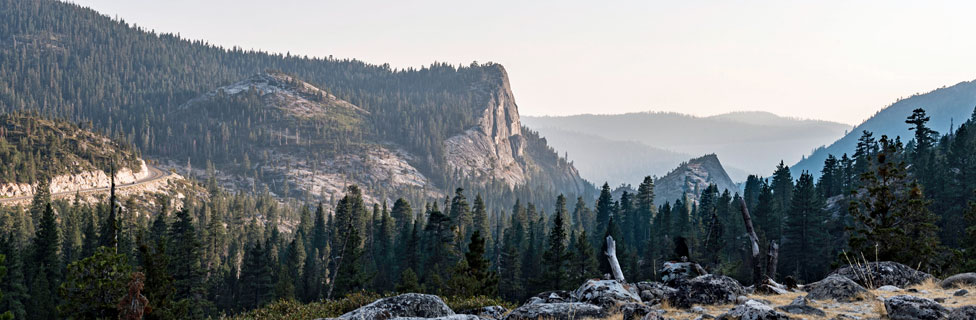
[523,111,849,182]
[793,80,976,177]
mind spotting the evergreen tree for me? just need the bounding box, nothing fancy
[448,231,497,297]
[472,194,491,247]
[570,230,599,285]
[450,188,472,243]
[769,161,793,243]
[58,247,131,319]
[396,268,421,293]
[964,194,976,271]
[780,172,828,282]
[498,203,525,302]
[168,208,208,318]
[540,195,570,291]
[100,173,120,250]
[849,136,941,271]
[594,183,613,246]
[30,203,61,320]
[137,233,175,320]
[634,176,655,255]
[392,198,413,234]
[0,254,12,320]
[239,241,274,310]
[330,186,369,298]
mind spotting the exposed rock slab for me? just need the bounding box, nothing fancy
[717,300,790,320]
[883,295,949,320]
[337,293,455,320]
[573,279,641,308]
[636,281,678,305]
[457,306,508,319]
[940,272,976,289]
[829,261,935,288]
[661,261,707,283]
[503,302,605,320]
[775,296,826,317]
[524,290,575,305]
[669,274,745,308]
[948,305,976,320]
[806,275,873,302]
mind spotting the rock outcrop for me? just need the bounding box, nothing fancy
[949,305,976,319]
[503,302,605,320]
[660,261,707,283]
[653,154,738,205]
[669,274,745,308]
[573,279,641,309]
[940,272,976,289]
[717,300,790,320]
[336,293,455,320]
[775,296,826,317]
[829,261,935,288]
[805,275,873,302]
[883,295,950,320]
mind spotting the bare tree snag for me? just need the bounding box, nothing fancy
[605,235,626,283]
[738,198,762,284]
[765,240,779,281]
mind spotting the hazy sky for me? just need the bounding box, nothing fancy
[70,0,976,125]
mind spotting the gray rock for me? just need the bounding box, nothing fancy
[642,312,667,320]
[953,289,968,297]
[717,300,790,320]
[573,279,641,308]
[878,285,902,292]
[806,274,874,302]
[883,295,950,320]
[829,261,935,288]
[392,316,481,320]
[503,302,605,320]
[940,272,976,289]
[457,306,508,319]
[669,274,746,308]
[660,261,707,283]
[524,290,575,305]
[636,281,679,305]
[776,295,826,317]
[948,306,976,320]
[338,293,455,320]
[620,303,655,320]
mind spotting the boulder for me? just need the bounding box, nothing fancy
[619,303,655,320]
[524,290,575,305]
[716,300,790,320]
[805,275,873,302]
[573,279,641,308]
[948,306,976,320]
[775,295,826,317]
[883,295,950,320]
[457,306,508,319]
[940,272,976,289]
[829,261,935,288]
[669,274,746,308]
[337,293,455,320]
[878,285,902,292]
[393,316,481,320]
[636,281,678,305]
[661,261,707,283]
[503,302,605,320]
[642,312,667,320]
[954,289,968,297]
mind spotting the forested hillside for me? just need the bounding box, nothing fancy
[793,79,976,176]
[0,0,589,205]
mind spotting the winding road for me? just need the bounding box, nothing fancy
[0,164,173,205]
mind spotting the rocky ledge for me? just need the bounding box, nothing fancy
[321,261,975,320]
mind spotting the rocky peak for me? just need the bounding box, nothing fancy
[181,71,364,118]
[654,154,738,205]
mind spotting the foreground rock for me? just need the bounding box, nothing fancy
[940,272,976,289]
[670,274,745,308]
[775,296,826,317]
[573,279,641,308]
[457,306,508,319]
[805,275,873,302]
[829,261,935,288]
[949,305,976,319]
[503,302,605,320]
[337,293,455,319]
[717,300,789,320]
[635,281,678,305]
[524,290,575,305]
[883,295,949,320]
[660,261,707,283]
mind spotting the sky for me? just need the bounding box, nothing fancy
[69,0,976,125]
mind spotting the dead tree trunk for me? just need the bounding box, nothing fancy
[765,240,779,281]
[605,235,626,283]
[738,198,762,285]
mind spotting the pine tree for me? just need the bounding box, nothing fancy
[58,247,131,319]
[769,161,793,243]
[540,195,570,291]
[168,208,208,318]
[594,183,613,246]
[239,241,274,310]
[392,198,413,234]
[396,268,421,293]
[448,231,497,297]
[498,202,525,302]
[849,135,941,271]
[472,194,491,247]
[329,186,369,298]
[30,202,61,320]
[100,172,120,250]
[570,230,599,285]
[450,188,472,243]
[780,172,828,282]
[0,254,12,320]
[137,233,175,320]
[963,194,976,271]
[634,176,655,256]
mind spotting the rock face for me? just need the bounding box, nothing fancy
[829,261,935,288]
[670,274,745,308]
[337,293,454,320]
[653,154,738,205]
[573,279,641,309]
[1,160,150,199]
[883,295,949,320]
[444,65,527,187]
[940,272,976,289]
[806,275,873,302]
[503,302,605,320]
[717,300,790,320]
